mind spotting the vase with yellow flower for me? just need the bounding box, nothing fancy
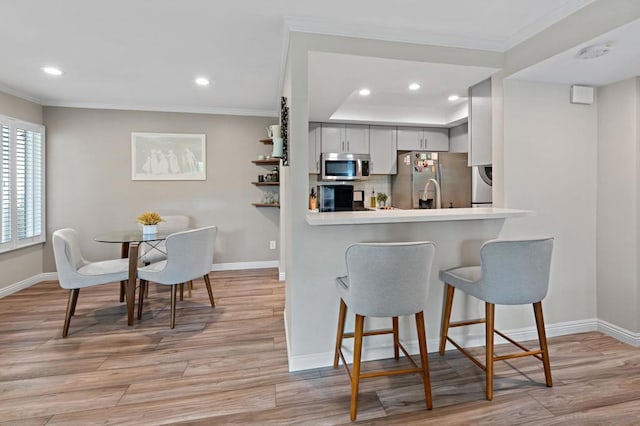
[137,212,164,235]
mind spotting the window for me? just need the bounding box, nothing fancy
[0,115,45,253]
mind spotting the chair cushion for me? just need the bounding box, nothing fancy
[77,258,129,276]
[439,266,482,287]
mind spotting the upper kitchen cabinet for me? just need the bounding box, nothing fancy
[397,127,449,151]
[369,126,397,174]
[468,78,492,166]
[321,123,369,154]
[448,123,468,153]
[308,122,321,174]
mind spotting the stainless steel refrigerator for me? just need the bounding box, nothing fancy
[391,152,471,209]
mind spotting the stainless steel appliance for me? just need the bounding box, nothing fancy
[321,153,370,181]
[317,184,354,212]
[471,165,492,207]
[391,152,471,209]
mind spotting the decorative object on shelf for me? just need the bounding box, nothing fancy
[263,191,278,205]
[131,132,206,181]
[280,96,289,166]
[136,211,164,234]
[376,192,388,208]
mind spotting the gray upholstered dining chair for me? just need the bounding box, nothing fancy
[439,237,554,401]
[334,241,436,421]
[138,215,190,264]
[52,228,130,337]
[136,226,217,328]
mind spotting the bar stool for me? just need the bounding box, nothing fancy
[439,238,554,400]
[333,241,436,421]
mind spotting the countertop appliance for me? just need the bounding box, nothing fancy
[317,184,354,212]
[321,152,370,181]
[472,165,492,207]
[391,152,471,209]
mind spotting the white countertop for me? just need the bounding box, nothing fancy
[306,207,532,226]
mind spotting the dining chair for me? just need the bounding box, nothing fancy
[334,241,436,421]
[137,226,217,328]
[439,237,554,400]
[53,228,130,337]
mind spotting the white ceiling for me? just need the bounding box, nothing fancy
[0,0,598,118]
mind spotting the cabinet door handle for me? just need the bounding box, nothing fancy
[341,140,345,151]
[424,137,427,149]
[316,160,319,172]
[347,140,350,151]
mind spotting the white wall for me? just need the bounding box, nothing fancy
[500,79,598,326]
[0,91,44,290]
[596,78,639,332]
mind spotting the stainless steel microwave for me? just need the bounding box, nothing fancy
[320,152,370,181]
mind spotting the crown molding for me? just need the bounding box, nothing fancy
[284,16,507,52]
[0,82,43,105]
[39,100,278,117]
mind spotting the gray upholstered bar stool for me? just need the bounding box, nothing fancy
[334,241,436,421]
[439,237,554,401]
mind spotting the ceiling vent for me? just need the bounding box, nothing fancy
[575,43,612,60]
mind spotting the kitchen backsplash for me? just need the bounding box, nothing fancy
[309,175,392,206]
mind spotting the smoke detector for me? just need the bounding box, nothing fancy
[576,43,613,59]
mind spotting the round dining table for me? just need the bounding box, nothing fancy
[94,230,171,325]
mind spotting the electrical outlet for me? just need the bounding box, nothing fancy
[269,240,276,250]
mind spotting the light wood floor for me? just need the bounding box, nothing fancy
[2,269,640,425]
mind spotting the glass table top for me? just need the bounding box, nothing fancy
[94,230,171,243]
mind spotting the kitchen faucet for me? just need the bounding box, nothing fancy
[422,178,441,209]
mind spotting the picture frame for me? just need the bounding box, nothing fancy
[131,132,206,181]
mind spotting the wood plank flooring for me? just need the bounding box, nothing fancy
[2,268,640,424]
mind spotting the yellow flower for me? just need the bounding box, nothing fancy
[136,212,164,225]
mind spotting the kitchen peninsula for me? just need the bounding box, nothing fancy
[287,204,534,372]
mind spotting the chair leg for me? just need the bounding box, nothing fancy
[203,274,215,307]
[485,302,495,401]
[439,284,455,355]
[392,316,400,360]
[415,311,433,410]
[534,302,553,387]
[350,314,365,422]
[63,289,79,338]
[333,298,347,368]
[179,283,184,301]
[170,285,178,329]
[188,280,193,298]
[119,281,126,302]
[137,280,146,320]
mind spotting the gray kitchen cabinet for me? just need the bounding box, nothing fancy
[369,126,397,174]
[468,78,492,166]
[308,122,321,174]
[397,127,449,151]
[321,123,369,154]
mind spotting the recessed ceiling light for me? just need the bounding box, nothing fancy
[448,95,460,101]
[409,83,421,91]
[576,42,612,60]
[42,66,62,76]
[359,88,371,96]
[195,77,210,86]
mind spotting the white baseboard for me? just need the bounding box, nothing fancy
[287,318,600,372]
[210,260,279,271]
[0,272,57,298]
[598,319,640,347]
[0,262,280,299]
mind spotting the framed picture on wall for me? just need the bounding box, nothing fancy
[131,132,206,180]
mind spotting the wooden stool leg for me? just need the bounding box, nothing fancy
[485,302,495,400]
[179,283,184,301]
[392,316,400,360]
[415,311,433,410]
[439,284,455,355]
[119,281,126,302]
[170,285,177,329]
[137,280,146,320]
[333,299,347,368]
[203,274,215,307]
[188,280,193,298]
[350,314,365,422]
[62,289,79,338]
[534,302,553,387]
